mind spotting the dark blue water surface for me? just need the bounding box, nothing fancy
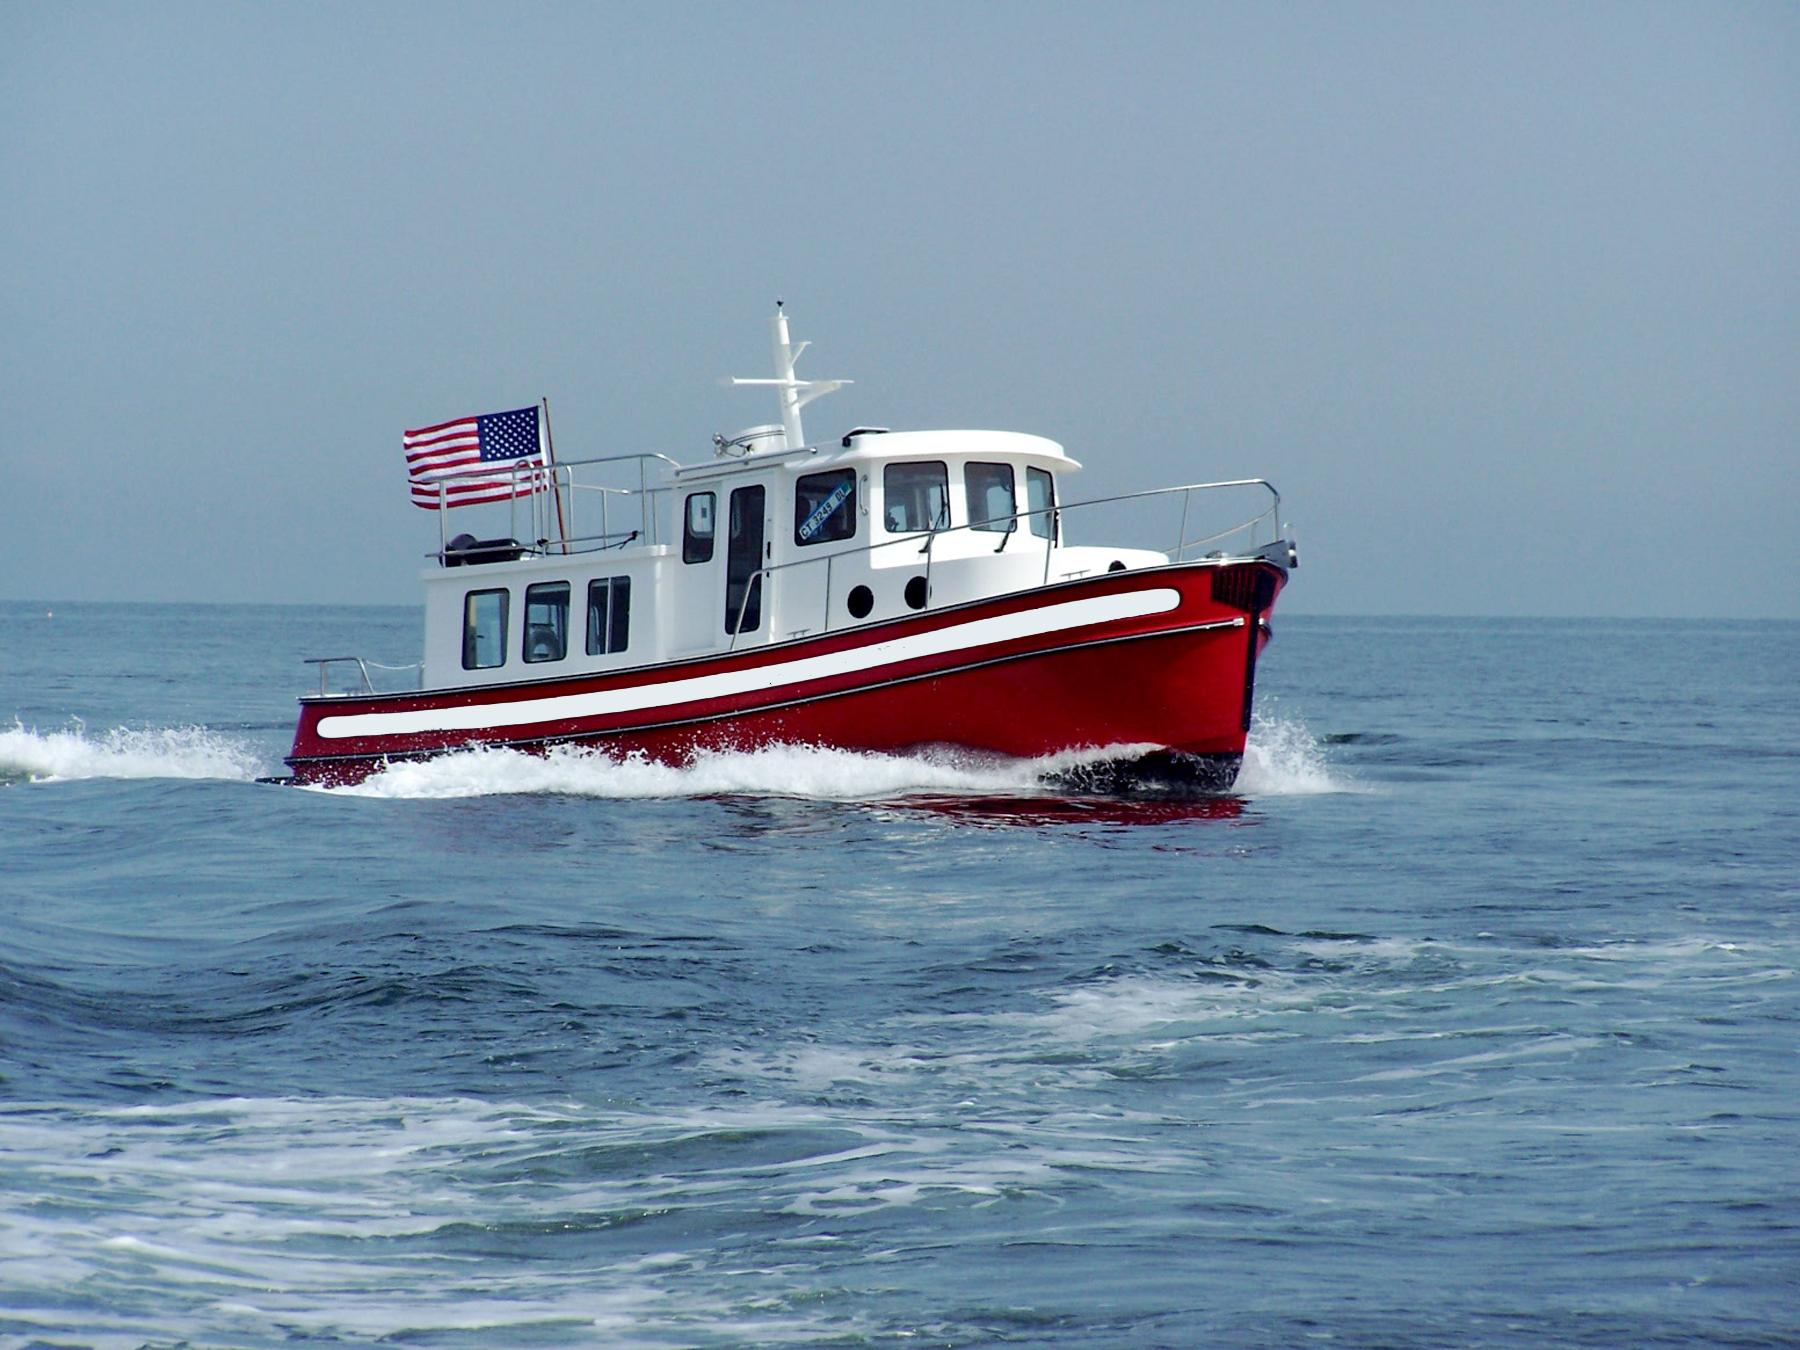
[2,602,1796,1347]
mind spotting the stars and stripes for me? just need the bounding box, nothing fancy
[403,406,545,509]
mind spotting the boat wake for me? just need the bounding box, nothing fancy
[322,715,1351,803]
[0,713,1349,801]
[0,720,264,785]
[328,741,1082,802]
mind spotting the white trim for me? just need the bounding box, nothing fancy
[317,588,1182,741]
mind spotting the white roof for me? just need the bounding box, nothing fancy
[673,428,1081,484]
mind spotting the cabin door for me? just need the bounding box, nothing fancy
[724,483,768,638]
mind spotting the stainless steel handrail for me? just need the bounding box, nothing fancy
[323,476,1285,676]
[423,450,1279,577]
[727,569,765,650]
[722,478,1284,646]
[428,452,682,558]
[784,477,1278,576]
[551,451,684,474]
[302,657,423,697]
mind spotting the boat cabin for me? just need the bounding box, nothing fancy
[412,307,1180,693]
[420,425,1169,692]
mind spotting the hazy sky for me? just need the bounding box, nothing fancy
[3,2,1795,617]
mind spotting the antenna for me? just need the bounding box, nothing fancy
[728,304,849,449]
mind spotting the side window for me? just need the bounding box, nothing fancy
[683,492,715,564]
[1027,467,1056,540]
[883,461,949,534]
[966,462,1016,533]
[523,582,570,663]
[586,576,632,655]
[794,468,857,545]
[462,589,508,670]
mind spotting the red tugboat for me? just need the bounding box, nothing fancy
[283,307,1296,790]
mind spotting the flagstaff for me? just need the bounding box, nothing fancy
[541,397,569,554]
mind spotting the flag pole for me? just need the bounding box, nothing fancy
[541,396,569,554]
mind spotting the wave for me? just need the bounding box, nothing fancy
[0,720,264,784]
[324,715,1349,803]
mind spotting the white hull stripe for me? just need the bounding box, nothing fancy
[317,588,1183,741]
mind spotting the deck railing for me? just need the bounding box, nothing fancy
[424,452,681,564]
[727,477,1286,648]
[308,471,1286,692]
[303,657,424,697]
[420,452,1282,590]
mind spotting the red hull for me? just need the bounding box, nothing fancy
[284,560,1284,787]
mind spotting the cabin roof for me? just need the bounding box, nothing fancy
[671,428,1081,484]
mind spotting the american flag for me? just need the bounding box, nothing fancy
[403,405,545,509]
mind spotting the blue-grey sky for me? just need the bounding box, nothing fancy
[3,2,1795,617]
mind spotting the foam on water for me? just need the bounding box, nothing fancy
[0,702,1346,800]
[0,1093,1083,1347]
[1235,711,1353,795]
[0,719,263,783]
[330,741,1056,801]
[324,715,1346,803]
[5,610,1794,1348]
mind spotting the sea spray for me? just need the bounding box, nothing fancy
[1234,712,1350,796]
[0,713,1345,801]
[0,720,264,783]
[328,717,1346,803]
[328,741,1081,802]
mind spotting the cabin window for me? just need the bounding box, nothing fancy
[726,484,765,634]
[586,576,632,655]
[523,582,570,663]
[1027,467,1057,540]
[966,462,1016,533]
[683,492,715,564]
[461,589,509,670]
[884,461,949,534]
[794,468,857,546]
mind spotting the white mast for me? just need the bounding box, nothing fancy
[728,301,848,449]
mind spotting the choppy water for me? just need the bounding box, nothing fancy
[2,602,1796,1347]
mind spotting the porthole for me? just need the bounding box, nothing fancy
[847,585,874,619]
[904,575,929,610]
[1108,560,1128,573]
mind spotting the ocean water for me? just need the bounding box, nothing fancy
[2,601,1796,1348]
